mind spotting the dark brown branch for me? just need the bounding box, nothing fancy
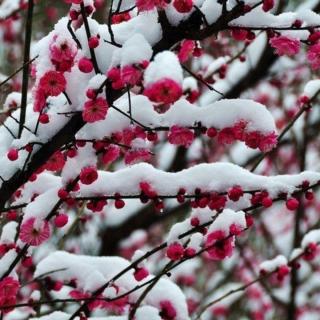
[18,0,34,138]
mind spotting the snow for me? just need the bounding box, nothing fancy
[144,51,183,85]
[3,92,22,112]
[88,74,107,90]
[201,282,244,319]
[35,251,189,319]
[301,229,320,249]
[131,249,147,266]
[31,308,162,320]
[183,77,198,92]
[0,221,18,244]
[111,33,153,68]
[0,0,20,19]
[230,8,297,28]
[290,248,304,261]
[207,209,246,234]
[21,187,60,223]
[0,249,17,278]
[259,255,288,273]
[170,258,201,282]
[201,0,222,25]
[204,57,230,78]
[135,306,162,320]
[78,162,320,199]
[110,11,162,46]
[303,80,320,98]
[2,1,320,318]
[77,95,277,142]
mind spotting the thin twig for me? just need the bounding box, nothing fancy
[0,56,37,89]
[80,3,100,74]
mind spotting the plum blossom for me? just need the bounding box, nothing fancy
[173,0,193,13]
[167,242,185,261]
[262,0,274,11]
[39,71,66,97]
[205,230,234,260]
[121,65,143,86]
[102,145,121,165]
[44,151,65,171]
[0,277,20,313]
[124,148,151,165]
[82,98,109,123]
[107,67,125,90]
[80,166,98,185]
[49,35,77,72]
[144,79,183,105]
[270,36,300,56]
[168,125,194,147]
[307,43,320,70]
[160,300,177,319]
[20,218,51,246]
[136,0,168,12]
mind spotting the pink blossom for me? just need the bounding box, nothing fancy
[82,98,109,123]
[205,230,234,260]
[286,197,299,211]
[178,40,195,63]
[245,131,277,152]
[122,128,136,145]
[160,300,177,320]
[111,12,131,24]
[270,36,300,56]
[136,0,168,12]
[88,36,99,49]
[124,149,151,165]
[276,265,290,281]
[49,37,77,72]
[173,0,193,13]
[69,285,128,313]
[33,88,47,112]
[54,213,69,228]
[80,166,98,185]
[217,127,235,145]
[20,217,51,246]
[44,151,65,171]
[87,199,107,212]
[307,43,320,70]
[168,125,194,147]
[0,277,20,313]
[228,186,243,202]
[121,65,143,86]
[78,57,94,73]
[244,131,262,149]
[102,145,120,165]
[233,120,247,140]
[115,198,126,209]
[39,71,66,97]
[144,78,183,105]
[107,67,125,89]
[258,132,277,152]
[186,89,200,103]
[134,267,149,281]
[231,28,248,41]
[303,242,318,261]
[140,181,158,198]
[262,0,274,12]
[208,194,227,211]
[7,148,19,161]
[166,242,184,261]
